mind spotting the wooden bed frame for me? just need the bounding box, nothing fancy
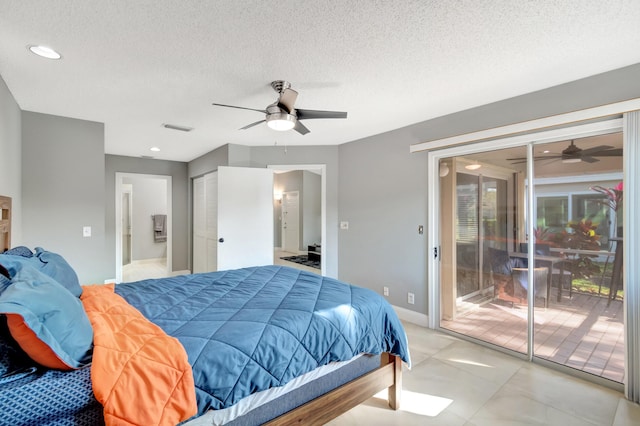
[266,353,402,425]
[0,196,11,253]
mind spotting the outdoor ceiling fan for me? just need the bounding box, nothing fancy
[508,140,623,164]
[212,80,347,135]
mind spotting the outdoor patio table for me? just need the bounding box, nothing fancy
[509,252,566,303]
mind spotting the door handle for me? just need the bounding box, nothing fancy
[218,238,224,243]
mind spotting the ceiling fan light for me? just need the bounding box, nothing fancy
[562,158,581,164]
[28,44,62,59]
[266,113,296,131]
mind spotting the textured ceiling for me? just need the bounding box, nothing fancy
[1,1,640,162]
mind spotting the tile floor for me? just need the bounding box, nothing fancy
[122,258,169,282]
[328,322,640,425]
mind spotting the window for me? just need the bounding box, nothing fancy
[536,196,568,233]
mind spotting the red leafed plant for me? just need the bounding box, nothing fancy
[590,182,623,212]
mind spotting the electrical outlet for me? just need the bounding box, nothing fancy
[383,286,389,296]
[408,292,415,304]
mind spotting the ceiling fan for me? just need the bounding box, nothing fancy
[508,140,623,164]
[212,80,347,135]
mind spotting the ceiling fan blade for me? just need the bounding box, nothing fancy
[507,155,562,162]
[212,103,266,114]
[581,156,600,163]
[579,145,613,156]
[294,120,310,135]
[239,119,265,130]
[278,88,298,113]
[296,109,347,120]
[586,148,623,157]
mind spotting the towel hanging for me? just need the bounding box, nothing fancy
[153,214,167,242]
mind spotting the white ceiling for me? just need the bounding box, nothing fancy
[1,1,640,162]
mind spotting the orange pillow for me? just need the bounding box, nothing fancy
[0,265,93,370]
[6,313,71,370]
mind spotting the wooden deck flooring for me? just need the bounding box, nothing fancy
[441,289,624,383]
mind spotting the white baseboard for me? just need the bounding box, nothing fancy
[392,305,429,327]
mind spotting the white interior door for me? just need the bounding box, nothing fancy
[217,166,274,270]
[205,172,218,272]
[282,191,300,253]
[192,176,206,273]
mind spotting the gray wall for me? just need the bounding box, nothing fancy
[338,132,428,312]
[21,111,107,284]
[337,62,640,316]
[105,155,189,275]
[0,75,22,244]
[123,176,167,261]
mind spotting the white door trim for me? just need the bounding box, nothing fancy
[411,98,639,153]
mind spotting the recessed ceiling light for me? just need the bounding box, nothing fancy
[543,150,550,154]
[465,164,482,170]
[150,147,161,152]
[28,45,62,59]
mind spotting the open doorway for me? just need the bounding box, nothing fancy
[115,172,172,283]
[269,165,326,275]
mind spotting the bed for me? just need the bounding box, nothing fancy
[0,213,410,425]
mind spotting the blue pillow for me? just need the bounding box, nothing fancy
[34,247,82,297]
[3,246,33,258]
[0,248,82,297]
[0,265,93,370]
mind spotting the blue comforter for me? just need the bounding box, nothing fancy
[115,265,410,414]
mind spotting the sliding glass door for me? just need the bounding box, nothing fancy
[437,130,625,384]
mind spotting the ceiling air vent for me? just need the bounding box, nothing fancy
[162,123,193,132]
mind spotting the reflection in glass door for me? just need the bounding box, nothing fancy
[455,173,509,300]
[439,132,625,384]
[441,152,528,354]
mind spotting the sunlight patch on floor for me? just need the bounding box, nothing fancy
[490,302,548,325]
[373,389,453,417]
[447,357,494,368]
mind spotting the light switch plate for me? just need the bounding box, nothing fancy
[83,226,91,237]
[340,221,349,230]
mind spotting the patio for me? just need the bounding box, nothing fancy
[441,289,624,383]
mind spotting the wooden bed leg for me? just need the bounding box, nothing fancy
[387,354,402,410]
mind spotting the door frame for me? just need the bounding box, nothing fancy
[115,172,172,283]
[121,184,132,266]
[268,164,327,276]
